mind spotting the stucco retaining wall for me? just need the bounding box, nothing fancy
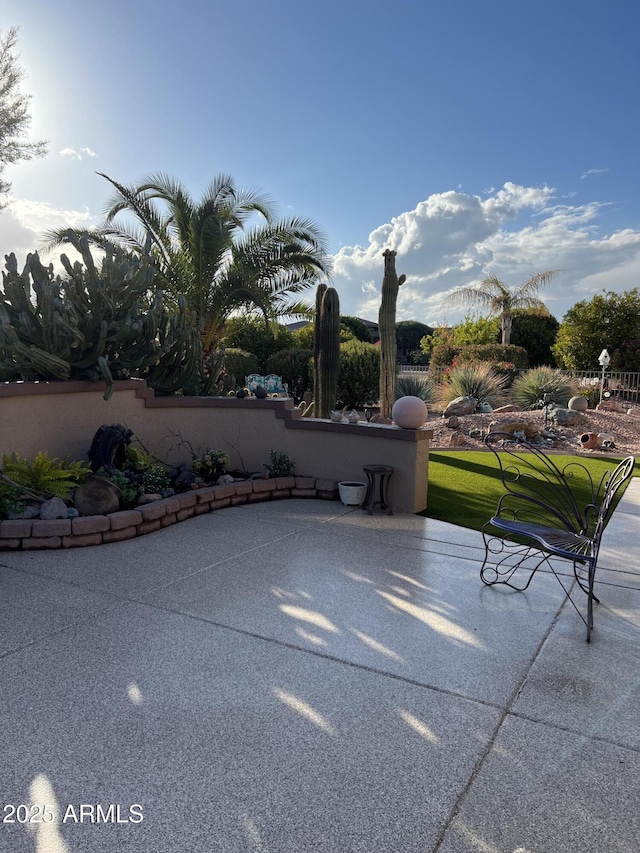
[0,380,433,513]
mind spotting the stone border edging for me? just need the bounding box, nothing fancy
[0,476,339,551]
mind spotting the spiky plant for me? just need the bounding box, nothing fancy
[512,367,576,410]
[395,374,436,404]
[441,362,509,408]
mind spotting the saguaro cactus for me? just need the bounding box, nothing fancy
[313,282,327,407]
[315,286,340,418]
[378,249,406,418]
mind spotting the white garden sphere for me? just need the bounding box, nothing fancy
[392,395,428,429]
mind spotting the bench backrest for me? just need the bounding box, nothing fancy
[245,373,288,394]
[486,433,634,548]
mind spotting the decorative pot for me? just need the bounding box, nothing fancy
[580,432,600,449]
[568,396,589,413]
[338,481,367,506]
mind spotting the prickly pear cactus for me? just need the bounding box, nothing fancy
[378,249,405,418]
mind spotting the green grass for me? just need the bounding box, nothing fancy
[422,451,637,532]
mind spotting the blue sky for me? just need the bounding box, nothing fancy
[2,0,640,329]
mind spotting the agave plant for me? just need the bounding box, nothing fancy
[395,374,436,404]
[512,367,576,410]
[441,362,509,408]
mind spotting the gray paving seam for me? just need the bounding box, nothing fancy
[506,709,640,755]
[0,601,122,662]
[431,584,571,852]
[121,594,507,713]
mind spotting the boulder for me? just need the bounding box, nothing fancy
[596,399,624,413]
[39,496,70,520]
[488,420,539,438]
[443,396,477,417]
[449,431,467,447]
[446,415,460,429]
[74,475,121,516]
[551,407,584,426]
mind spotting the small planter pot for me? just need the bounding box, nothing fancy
[580,432,600,450]
[338,481,367,506]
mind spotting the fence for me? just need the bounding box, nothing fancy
[398,365,640,402]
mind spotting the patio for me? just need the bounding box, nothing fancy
[0,483,639,852]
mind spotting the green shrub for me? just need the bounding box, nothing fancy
[336,340,380,408]
[223,348,260,389]
[511,367,576,410]
[141,464,172,494]
[191,449,230,483]
[429,340,458,367]
[455,343,529,368]
[265,450,295,477]
[442,363,509,408]
[3,451,90,501]
[395,374,436,404]
[265,349,313,402]
[0,483,26,519]
[95,466,138,508]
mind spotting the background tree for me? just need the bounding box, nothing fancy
[553,289,640,370]
[341,316,372,343]
[395,320,433,362]
[444,272,557,344]
[510,309,559,366]
[47,172,331,352]
[222,316,293,371]
[0,27,47,207]
[451,313,500,347]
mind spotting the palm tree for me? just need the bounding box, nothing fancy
[443,272,557,345]
[46,172,332,352]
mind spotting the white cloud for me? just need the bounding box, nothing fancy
[58,146,99,161]
[331,182,640,324]
[59,147,82,161]
[580,168,609,179]
[1,197,96,262]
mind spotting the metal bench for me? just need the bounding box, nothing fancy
[480,432,634,641]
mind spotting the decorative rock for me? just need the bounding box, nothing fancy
[66,507,79,518]
[39,497,70,520]
[254,385,267,399]
[449,431,466,447]
[551,407,584,426]
[443,396,477,418]
[489,420,539,438]
[568,395,589,412]
[137,493,163,505]
[392,396,428,429]
[9,505,40,519]
[596,399,624,413]
[492,404,522,413]
[217,474,235,485]
[446,415,459,429]
[74,475,121,516]
[87,424,133,473]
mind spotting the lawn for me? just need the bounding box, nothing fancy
[422,450,637,532]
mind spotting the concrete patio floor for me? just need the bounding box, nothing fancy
[1,482,639,852]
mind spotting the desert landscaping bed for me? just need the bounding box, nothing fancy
[425,407,640,456]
